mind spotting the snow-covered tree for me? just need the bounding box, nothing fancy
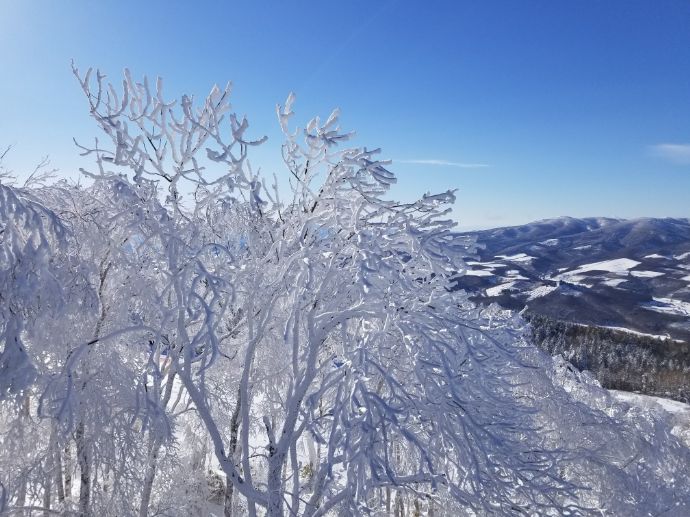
[1,66,690,516]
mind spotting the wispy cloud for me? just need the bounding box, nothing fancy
[396,159,489,169]
[649,143,690,164]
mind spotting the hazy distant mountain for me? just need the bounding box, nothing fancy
[455,217,690,343]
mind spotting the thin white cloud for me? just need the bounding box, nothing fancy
[650,143,690,164]
[396,159,489,169]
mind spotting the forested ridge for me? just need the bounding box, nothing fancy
[529,314,690,402]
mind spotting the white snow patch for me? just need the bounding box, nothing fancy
[504,269,528,280]
[495,253,534,264]
[570,322,679,341]
[574,245,592,250]
[553,258,640,285]
[575,258,640,274]
[526,285,558,301]
[611,390,690,415]
[644,254,668,259]
[466,261,507,269]
[674,251,690,260]
[463,269,494,277]
[682,275,690,282]
[630,270,664,278]
[601,326,677,341]
[540,238,559,246]
[642,297,690,317]
[554,275,594,288]
[486,281,516,297]
[603,278,628,288]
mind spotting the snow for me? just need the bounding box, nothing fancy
[568,322,678,341]
[630,270,664,278]
[526,285,558,301]
[610,390,690,447]
[557,275,593,288]
[600,326,678,341]
[682,275,690,282]
[572,258,640,274]
[553,258,640,285]
[674,251,690,260]
[540,238,559,246]
[463,269,494,277]
[642,297,690,317]
[573,245,592,250]
[611,390,689,415]
[495,253,534,264]
[4,62,690,517]
[602,278,628,287]
[644,254,669,259]
[486,281,516,296]
[466,261,507,269]
[504,269,528,280]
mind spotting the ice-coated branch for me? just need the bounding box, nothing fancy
[1,66,689,517]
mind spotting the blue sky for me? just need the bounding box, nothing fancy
[1,1,689,229]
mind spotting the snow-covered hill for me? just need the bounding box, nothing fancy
[456,216,690,343]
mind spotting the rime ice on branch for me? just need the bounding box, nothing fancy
[0,67,689,516]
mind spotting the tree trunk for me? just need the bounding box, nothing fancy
[224,389,241,517]
[64,443,72,500]
[75,422,90,517]
[43,427,56,517]
[15,396,30,516]
[73,259,108,517]
[55,445,65,504]
[138,442,160,517]
[139,367,177,517]
[15,479,26,517]
[43,472,52,517]
[223,476,234,517]
[266,453,285,517]
[394,490,404,517]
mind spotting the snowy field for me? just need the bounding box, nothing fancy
[553,258,640,284]
[642,297,690,317]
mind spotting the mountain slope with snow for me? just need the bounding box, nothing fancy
[455,217,690,343]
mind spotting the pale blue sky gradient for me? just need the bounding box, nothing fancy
[1,1,689,229]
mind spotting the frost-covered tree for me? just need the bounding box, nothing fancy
[0,158,78,516]
[1,66,690,516]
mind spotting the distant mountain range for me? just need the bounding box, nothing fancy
[455,217,690,343]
